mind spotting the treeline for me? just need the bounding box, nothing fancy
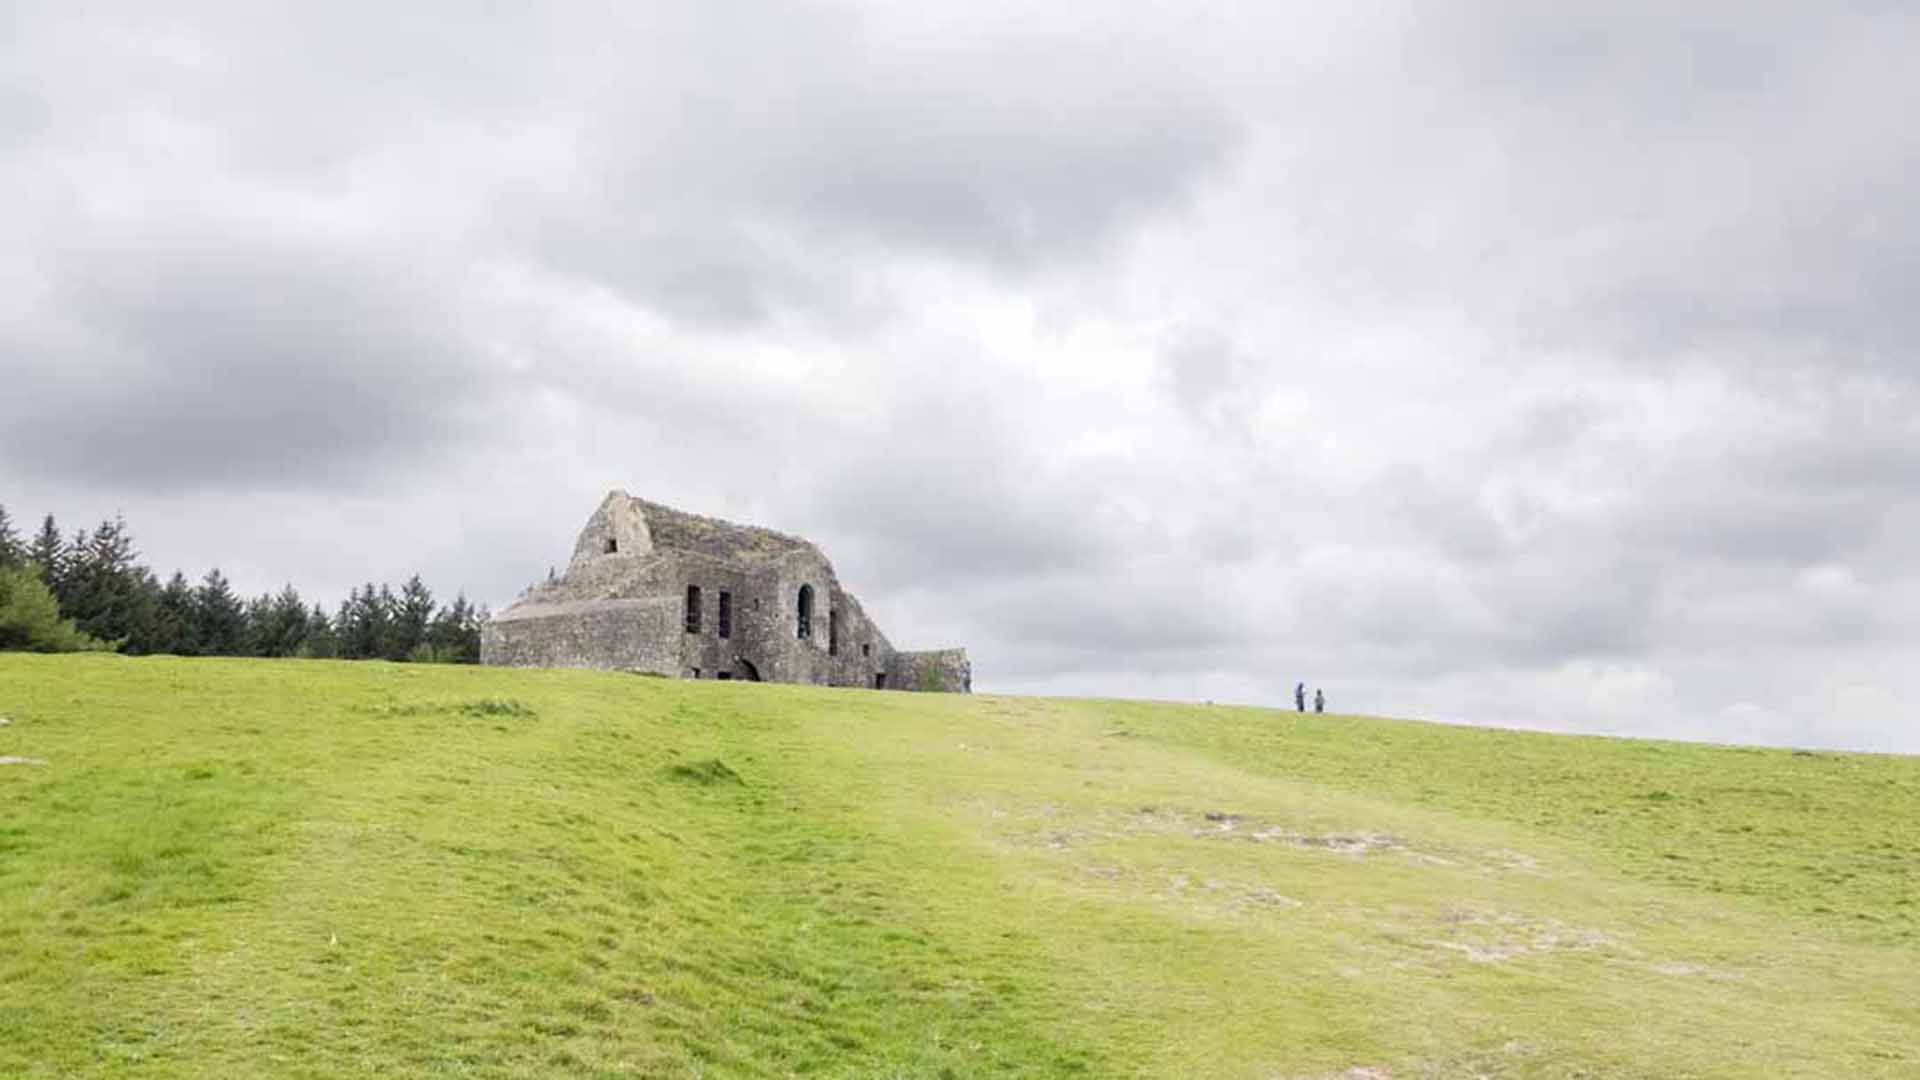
[0,503,484,661]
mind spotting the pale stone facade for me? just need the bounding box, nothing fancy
[481,491,971,691]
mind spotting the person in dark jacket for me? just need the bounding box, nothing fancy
[1295,682,1306,712]
[1314,688,1325,714]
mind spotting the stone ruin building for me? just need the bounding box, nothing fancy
[481,491,971,692]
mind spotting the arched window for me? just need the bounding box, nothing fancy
[796,584,814,639]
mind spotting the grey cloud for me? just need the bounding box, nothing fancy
[797,378,1131,589]
[515,1,1238,327]
[0,231,500,491]
[1234,2,1920,370]
[1159,324,1260,436]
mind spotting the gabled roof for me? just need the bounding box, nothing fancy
[632,498,815,564]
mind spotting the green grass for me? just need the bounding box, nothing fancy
[0,654,1915,1078]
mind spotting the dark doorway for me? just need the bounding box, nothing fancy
[873,672,886,689]
[738,658,763,682]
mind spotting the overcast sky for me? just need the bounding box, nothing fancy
[4,2,1917,752]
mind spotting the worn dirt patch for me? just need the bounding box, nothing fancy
[1426,908,1616,962]
[1181,810,1403,855]
[1650,961,1708,976]
[0,756,47,766]
[1157,873,1305,912]
[992,805,1546,882]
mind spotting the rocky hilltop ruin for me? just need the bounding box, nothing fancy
[482,491,971,691]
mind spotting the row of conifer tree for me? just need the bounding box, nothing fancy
[0,503,484,661]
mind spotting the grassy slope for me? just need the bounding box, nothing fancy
[0,655,1913,1079]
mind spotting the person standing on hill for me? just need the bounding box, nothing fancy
[1314,688,1325,714]
[1295,682,1306,712]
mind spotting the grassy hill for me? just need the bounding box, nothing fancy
[1,654,1915,1078]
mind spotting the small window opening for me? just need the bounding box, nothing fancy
[685,585,702,633]
[716,671,732,681]
[717,591,732,639]
[828,609,840,656]
[604,537,618,554]
[873,672,887,690]
[796,584,814,640]
[862,642,871,658]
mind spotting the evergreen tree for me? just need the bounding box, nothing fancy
[241,593,274,656]
[302,602,338,659]
[64,516,146,646]
[256,585,310,658]
[192,568,246,656]
[27,515,65,598]
[153,571,197,654]
[376,584,402,660]
[427,593,485,663]
[338,583,393,660]
[118,570,163,654]
[60,527,88,611]
[394,574,435,660]
[0,504,21,568]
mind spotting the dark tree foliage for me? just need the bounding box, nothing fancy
[152,571,196,655]
[28,515,65,597]
[303,603,339,659]
[256,586,312,658]
[63,516,153,647]
[336,583,395,661]
[1,507,485,663]
[427,593,484,663]
[393,574,435,660]
[241,593,274,656]
[192,569,247,657]
[0,504,22,568]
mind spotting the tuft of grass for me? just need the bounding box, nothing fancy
[663,757,744,786]
[0,653,1916,1078]
[457,697,537,719]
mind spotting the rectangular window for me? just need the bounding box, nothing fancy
[717,591,732,639]
[862,643,871,657]
[685,585,702,633]
[828,610,840,656]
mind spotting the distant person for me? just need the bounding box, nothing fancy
[1314,688,1325,714]
[1295,682,1306,712]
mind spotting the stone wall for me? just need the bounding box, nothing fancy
[886,648,973,694]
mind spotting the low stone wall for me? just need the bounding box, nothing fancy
[887,648,972,693]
